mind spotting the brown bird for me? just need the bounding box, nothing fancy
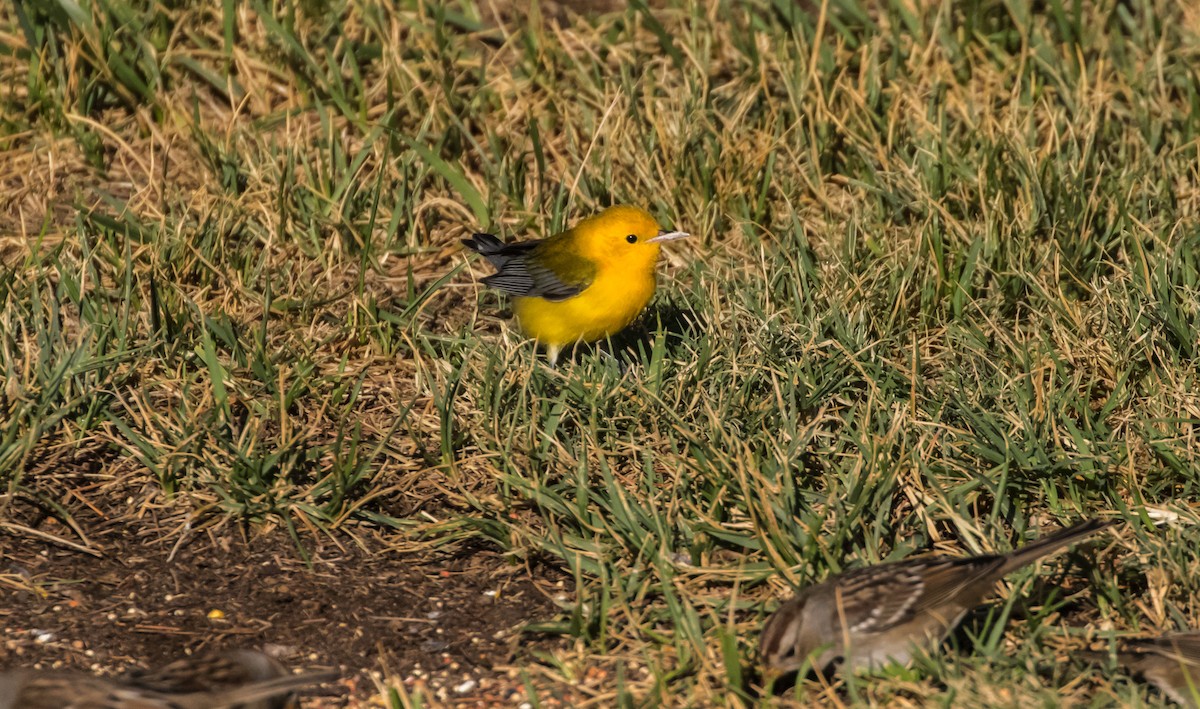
[1086,632,1200,707]
[759,518,1114,678]
[0,649,336,709]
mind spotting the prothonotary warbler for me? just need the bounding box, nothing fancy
[461,205,689,365]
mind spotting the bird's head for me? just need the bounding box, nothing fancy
[569,205,688,269]
[759,595,838,682]
[760,596,810,677]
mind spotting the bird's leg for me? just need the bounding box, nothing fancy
[546,344,560,367]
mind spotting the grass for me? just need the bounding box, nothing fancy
[2,0,1200,705]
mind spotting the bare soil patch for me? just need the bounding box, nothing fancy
[1,511,570,706]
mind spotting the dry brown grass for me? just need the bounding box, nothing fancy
[2,0,1200,706]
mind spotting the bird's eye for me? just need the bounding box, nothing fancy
[626,234,638,244]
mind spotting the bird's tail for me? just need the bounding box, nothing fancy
[204,669,337,708]
[996,517,1114,575]
[461,232,505,255]
[461,232,514,269]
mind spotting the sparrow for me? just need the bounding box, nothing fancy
[0,649,336,709]
[123,648,299,697]
[1085,632,1200,707]
[759,518,1114,677]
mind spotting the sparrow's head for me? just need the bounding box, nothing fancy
[759,595,836,679]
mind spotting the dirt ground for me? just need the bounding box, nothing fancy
[0,506,572,706]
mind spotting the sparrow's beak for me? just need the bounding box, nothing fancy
[648,229,690,243]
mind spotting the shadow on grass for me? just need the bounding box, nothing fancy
[552,298,708,368]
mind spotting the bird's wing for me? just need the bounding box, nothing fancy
[833,555,1005,634]
[0,668,335,709]
[482,258,591,301]
[0,673,166,709]
[463,231,595,301]
[123,649,282,693]
[492,239,598,300]
[833,563,930,633]
[904,555,1011,624]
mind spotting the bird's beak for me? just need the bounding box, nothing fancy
[648,229,690,243]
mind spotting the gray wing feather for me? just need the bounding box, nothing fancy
[466,235,586,300]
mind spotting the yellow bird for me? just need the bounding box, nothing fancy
[462,205,689,365]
